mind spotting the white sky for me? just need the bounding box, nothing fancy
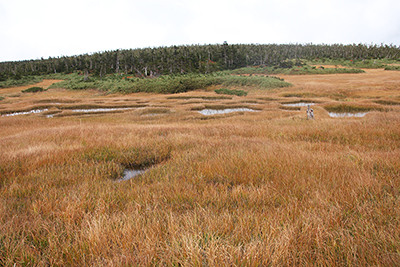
[1,0,400,62]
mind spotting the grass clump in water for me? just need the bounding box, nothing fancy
[373,99,400,106]
[140,108,170,115]
[281,92,319,98]
[323,103,385,113]
[167,95,232,100]
[34,99,79,104]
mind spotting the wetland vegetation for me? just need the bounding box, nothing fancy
[1,43,400,266]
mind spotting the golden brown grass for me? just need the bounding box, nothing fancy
[1,69,400,266]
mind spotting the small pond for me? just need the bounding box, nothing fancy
[328,112,369,118]
[2,109,48,117]
[118,169,147,181]
[198,108,257,115]
[282,102,315,107]
[71,107,134,113]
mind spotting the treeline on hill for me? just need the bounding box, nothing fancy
[1,43,399,80]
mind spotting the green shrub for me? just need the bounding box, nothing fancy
[0,76,43,88]
[308,58,392,69]
[22,87,44,93]
[215,88,247,96]
[228,66,364,75]
[384,66,400,71]
[0,96,4,101]
[49,72,292,94]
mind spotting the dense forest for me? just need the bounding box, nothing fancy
[0,43,399,80]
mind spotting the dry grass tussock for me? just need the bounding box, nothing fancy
[1,69,400,266]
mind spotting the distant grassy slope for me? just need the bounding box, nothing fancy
[307,58,400,69]
[0,73,69,89]
[228,64,365,75]
[0,75,43,88]
[48,73,292,93]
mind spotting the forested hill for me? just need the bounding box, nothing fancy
[0,43,399,79]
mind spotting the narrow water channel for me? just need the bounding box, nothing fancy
[328,112,369,117]
[198,108,257,115]
[2,109,48,117]
[282,103,314,107]
[71,108,134,113]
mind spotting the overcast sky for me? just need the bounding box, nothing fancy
[1,0,400,62]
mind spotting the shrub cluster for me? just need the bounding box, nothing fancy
[22,86,44,93]
[309,58,394,68]
[214,88,247,96]
[229,65,365,75]
[384,65,400,71]
[49,73,292,94]
[0,75,43,88]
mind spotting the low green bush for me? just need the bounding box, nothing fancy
[215,88,247,96]
[22,86,44,93]
[307,58,394,69]
[384,66,400,71]
[0,76,43,88]
[49,72,292,94]
[228,66,365,75]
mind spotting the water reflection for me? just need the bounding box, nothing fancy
[2,109,48,117]
[198,108,257,115]
[328,112,369,117]
[283,102,314,107]
[119,169,147,181]
[71,108,133,113]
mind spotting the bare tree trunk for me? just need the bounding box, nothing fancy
[84,68,89,81]
[134,68,142,77]
[199,54,201,73]
[116,54,120,74]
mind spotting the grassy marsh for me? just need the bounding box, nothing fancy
[1,69,400,266]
